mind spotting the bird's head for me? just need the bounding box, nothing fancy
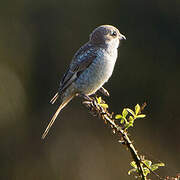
[89,25,126,49]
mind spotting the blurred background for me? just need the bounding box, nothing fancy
[0,0,179,179]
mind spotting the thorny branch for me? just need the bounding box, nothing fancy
[83,97,147,180]
[82,97,180,180]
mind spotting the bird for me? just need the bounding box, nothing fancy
[42,25,126,139]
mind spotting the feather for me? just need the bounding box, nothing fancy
[42,95,74,139]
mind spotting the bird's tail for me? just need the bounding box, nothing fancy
[50,92,59,104]
[41,95,74,139]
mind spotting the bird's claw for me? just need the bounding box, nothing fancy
[99,87,110,96]
[78,94,93,101]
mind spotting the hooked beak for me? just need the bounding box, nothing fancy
[119,34,126,40]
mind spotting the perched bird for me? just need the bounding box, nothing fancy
[42,25,126,139]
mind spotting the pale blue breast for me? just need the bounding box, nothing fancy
[75,48,117,95]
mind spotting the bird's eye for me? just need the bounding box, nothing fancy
[111,31,117,37]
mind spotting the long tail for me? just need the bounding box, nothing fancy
[50,92,59,104]
[41,95,74,139]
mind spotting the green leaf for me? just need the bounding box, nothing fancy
[143,160,152,168]
[136,114,146,118]
[129,121,134,127]
[120,118,125,124]
[115,114,122,119]
[154,162,165,167]
[150,165,159,171]
[130,161,137,168]
[96,97,101,104]
[115,114,126,124]
[129,116,134,121]
[126,108,136,117]
[135,104,140,115]
[150,163,165,171]
[142,167,150,176]
[124,124,130,130]
[101,103,108,108]
[129,116,134,126]
[128,168,137,175]
[122,109,128,118]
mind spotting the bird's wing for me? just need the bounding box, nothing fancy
[59,43,97,94]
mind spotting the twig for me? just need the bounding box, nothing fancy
[141,161,164,180]
[83,97,146,180]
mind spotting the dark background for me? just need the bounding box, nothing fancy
[0,0,179,179]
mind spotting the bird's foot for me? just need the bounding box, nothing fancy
[99,87,110,97]
[78,94,93,101]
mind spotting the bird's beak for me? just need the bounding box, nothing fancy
[119,34,126,40]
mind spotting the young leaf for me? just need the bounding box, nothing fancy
[154,162,165,167]
[130,161,137,168]
[126,108,136,117]
[115,114,122,119]
[115,114,126,124]
[142,167,150,176]
[120,118,125,124]
[150,164,159,171]
[124,123,130,129]
[101,103,108,109]
[136,114,146,118]
[129,116,134,123]
[122,109,128,118]
[143,160,152,168]
[129,121,134,127]
[151,163,165,171]
[135,104,141,115]
[96,97,101,104]
[129,115,134,120]
[128,168,137,175]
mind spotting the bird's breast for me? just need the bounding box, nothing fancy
[75,49,118,95]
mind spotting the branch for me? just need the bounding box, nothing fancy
[83,97,146,180]
[82,97,179,180]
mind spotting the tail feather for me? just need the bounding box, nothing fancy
[42,95,74,139]
[50,92,59,104]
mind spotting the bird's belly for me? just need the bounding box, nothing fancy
[75,56,116,95]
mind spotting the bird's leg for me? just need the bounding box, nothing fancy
[78,93,93,101]
[98,87,110,96]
